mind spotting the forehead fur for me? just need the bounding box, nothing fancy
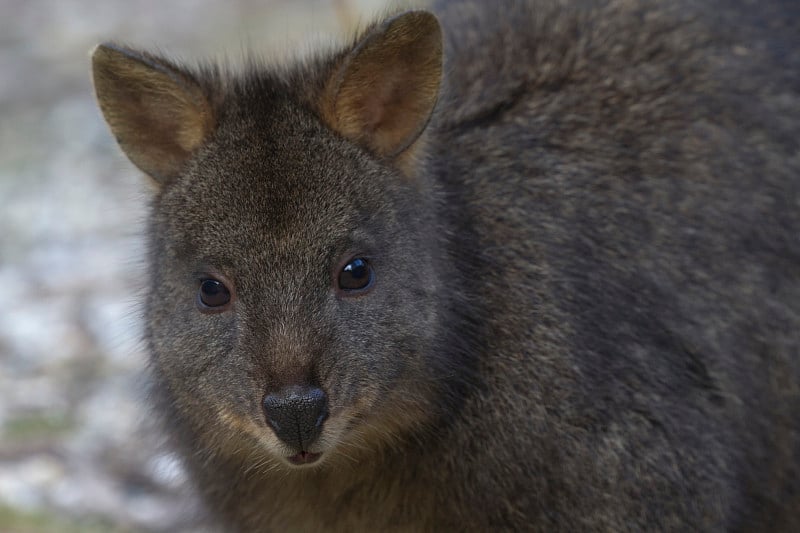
[152,62,397,262]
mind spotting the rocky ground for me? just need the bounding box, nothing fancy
[0,0,386,530]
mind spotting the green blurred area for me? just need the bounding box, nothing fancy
[0,503,138,533]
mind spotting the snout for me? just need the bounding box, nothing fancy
[262,385,328,463]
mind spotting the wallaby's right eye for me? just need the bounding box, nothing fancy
[337,257,375,294]
[197,278,232,311]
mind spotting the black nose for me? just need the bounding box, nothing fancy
[262,386,328,450]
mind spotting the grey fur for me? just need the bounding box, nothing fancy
[93,0,799,530]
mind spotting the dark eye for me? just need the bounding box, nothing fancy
[198,278,231,309]
[337,257,375,293]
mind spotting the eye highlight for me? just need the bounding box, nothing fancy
[197,277,232,311]
[337,257,375,294]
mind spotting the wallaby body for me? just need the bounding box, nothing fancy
[93,0,799,530]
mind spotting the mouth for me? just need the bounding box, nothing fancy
[287,450,322,466]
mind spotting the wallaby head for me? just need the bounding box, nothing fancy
[92,11,451,468]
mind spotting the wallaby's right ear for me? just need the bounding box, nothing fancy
[91,44,215,185]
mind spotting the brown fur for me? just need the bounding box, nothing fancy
[92,0,799,530]
[92,44,215,182]
[320,11,443,159]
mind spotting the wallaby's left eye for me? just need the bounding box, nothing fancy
[337,258,375,293]
[197,278,232,310]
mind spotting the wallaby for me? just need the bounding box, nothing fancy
[91,0,799,530]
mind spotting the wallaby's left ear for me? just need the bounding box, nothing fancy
[91,44,215,185]
[322,11,443,159]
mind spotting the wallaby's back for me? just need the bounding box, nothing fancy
[91,0,799,530]
[428,0,800,529]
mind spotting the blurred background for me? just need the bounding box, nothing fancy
[0,0,388,530]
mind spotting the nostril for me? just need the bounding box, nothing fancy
[262,386,328,450]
